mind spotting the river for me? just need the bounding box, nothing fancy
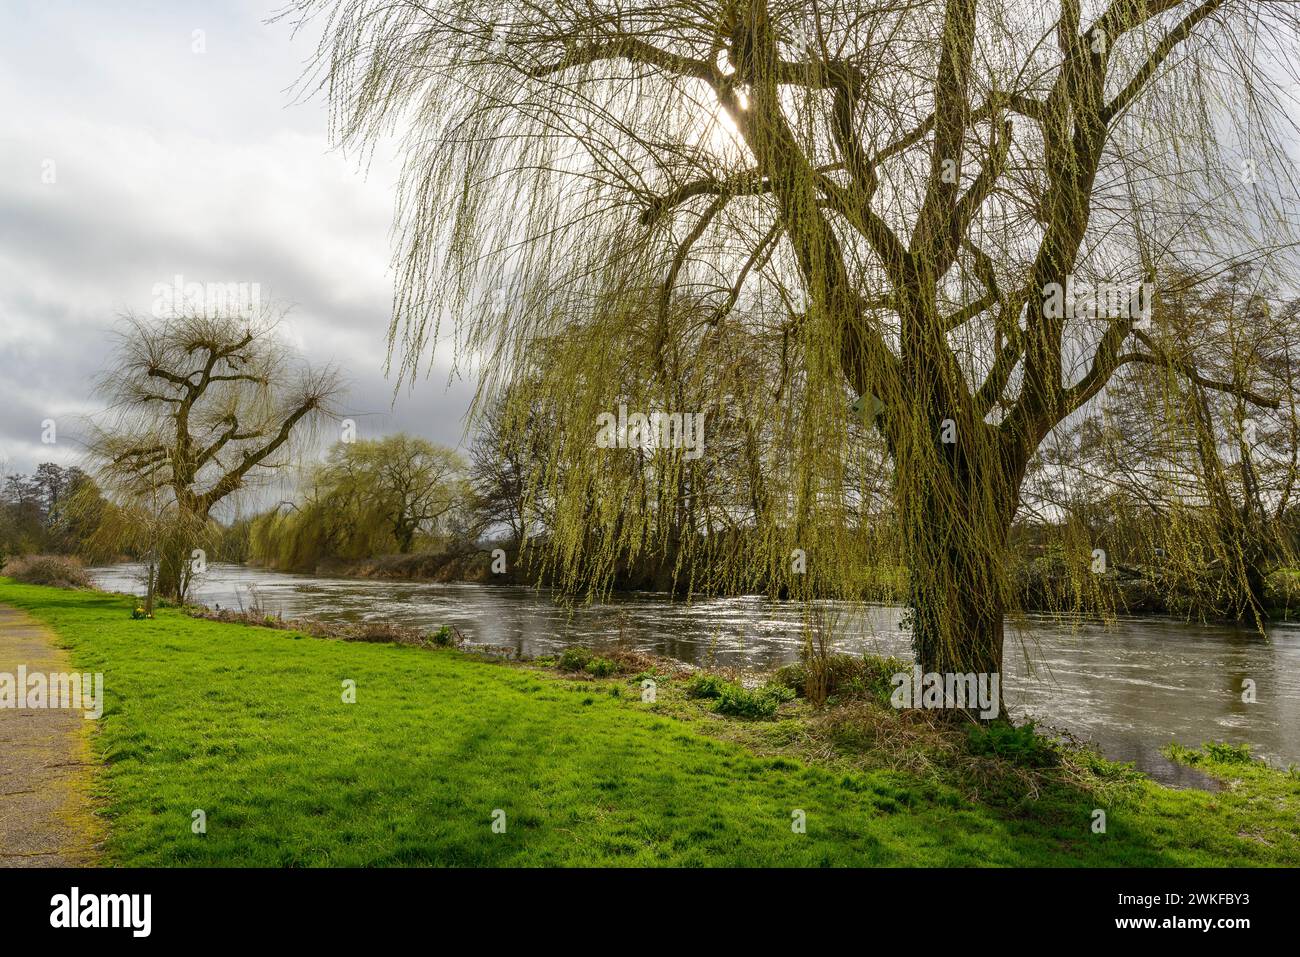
[89,562,1300,788]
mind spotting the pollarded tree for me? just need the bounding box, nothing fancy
[294,0,1300,677]
[89,312,342,599]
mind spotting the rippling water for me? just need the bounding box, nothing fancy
[90,563,1300,788]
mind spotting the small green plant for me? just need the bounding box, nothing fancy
[130,606,152,620]
[684,674,789,717]
[1203,742,1253,764]
[557,646,594,671]
[584,657,618,677]
[430,625,457,647]
[713,684,780,719]
[1169,741,1254,766]
[967,721,1059,768]
[685,673,728,699]
[760,682,796,703]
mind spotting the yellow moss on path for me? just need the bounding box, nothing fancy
[0,603,102,866]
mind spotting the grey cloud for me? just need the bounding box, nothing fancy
[0,0,475,481]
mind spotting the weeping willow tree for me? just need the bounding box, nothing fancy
[294,0,1300,676]
[88,312,342,600]
[249,434,468,570]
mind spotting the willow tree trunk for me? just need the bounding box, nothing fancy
[155,505,207,602]
[891,409,1020,680]
[904,503,1009,677]
[156,531,190,603]
[143,554,157,616]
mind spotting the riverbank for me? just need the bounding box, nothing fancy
[80,561,1300,776]
[2,578,1297,866]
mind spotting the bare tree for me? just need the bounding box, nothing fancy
[88,311,342,600]
[469,392,537,545]
[1031,268,1300,623]
[294,0,1300,677]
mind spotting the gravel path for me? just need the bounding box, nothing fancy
[0,604,101,866]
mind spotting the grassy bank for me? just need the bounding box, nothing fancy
[1,579,1297,866]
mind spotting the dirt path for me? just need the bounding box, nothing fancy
[0,604,101,866]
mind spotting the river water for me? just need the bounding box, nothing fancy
[89,563,1300,788]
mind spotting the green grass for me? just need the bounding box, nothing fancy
[2,579,1298,866]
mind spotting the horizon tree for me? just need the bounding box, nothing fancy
[295,0,1300,677]
[250,433,468,569]
[322,435,467,553]
[469,391,547,546]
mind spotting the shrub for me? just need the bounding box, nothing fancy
[685,673,728,699]
[430,625,459,647]
[772,653,908,704]
[557,646,594,672]
[684,674,791,717]
[761,682,797,703]
[1264,568,1300,611]
[584,657,618,677]
[1169,741,1254,766]
[713,684,780,719]
[967,720,1059,768]
[552,647,662,678]
[1204,742,1253,764]
[349,620,418,644]
[2,555,92,589]
[596,648,663,676]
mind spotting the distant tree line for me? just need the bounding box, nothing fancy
[0,462,250,572]
[0,463,97,562]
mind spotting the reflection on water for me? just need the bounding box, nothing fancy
[91,563,1300,787]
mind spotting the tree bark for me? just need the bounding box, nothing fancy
[890,403,1020,679]
[903,501,1009,678]
[156,536,188,602]
[155,504,207,602]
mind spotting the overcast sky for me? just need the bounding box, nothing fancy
[0,0,477,501]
